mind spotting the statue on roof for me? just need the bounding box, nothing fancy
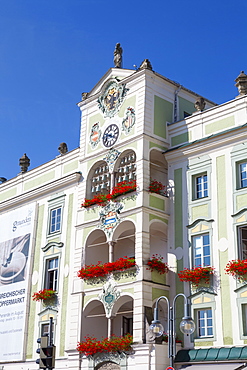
[113,43,123,68]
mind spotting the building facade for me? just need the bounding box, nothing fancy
[0,50,247,370]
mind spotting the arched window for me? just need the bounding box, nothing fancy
[90,162,110,196]
[115,150,136,185]
[150,149,167,193]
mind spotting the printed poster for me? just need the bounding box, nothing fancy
[0,203,36,362]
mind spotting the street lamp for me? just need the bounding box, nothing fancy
[150,293,195,368]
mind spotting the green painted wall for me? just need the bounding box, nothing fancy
[118,96,136,117]
[26,205,45,359]
[191,204,209,221]
[174,168,184,340]
[149,214,168,224]
[205,116,235,135]
[149,195,165,211]
[174,169,183,248]
[152,288,169,302]
[60,193,73,356]
[216,155,233,344]
[0,187,17,201]
[216,156,227,240]
[178,96,194,119]
[195,341,214,347]
[149,142,167,151]
[88,113,104,127]
[24,171,55,191]
[171,132,189,147]
[153,95,173,139]
[63,160,79,174]
[236,193,247,211]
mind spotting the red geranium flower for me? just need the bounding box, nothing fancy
[149,179,167,196]
[146,254,169,275]
[81,180,137,208]
[78,257,136,280]
[178,266,214,286]
[77,334,133,357]
[32,289,56,302]
[225,259,247,280]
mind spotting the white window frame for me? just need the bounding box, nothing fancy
[197,308,213,338]
[89,151,136,198]
[239,162,247,189]
[242,304,247,336]
[49,207,62,234]
[192,233,211,267]
[47,194,65,237]
[195,173,208,199]
[238,225,247,260]
[44,256,59,291]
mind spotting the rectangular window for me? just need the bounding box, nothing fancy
[242,304,247,336]
[193,233,210,267]
[197,308,213,337]
[122,316,133,336]
[45,257,58,291]
[238,225,247,259]
[49,207,62,234]
[240,162,247,188]
[195,174,208,199]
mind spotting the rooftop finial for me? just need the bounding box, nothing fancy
[235,71,247,96]
[19,153,30,173]
[139,59,153,71]
[58,142,68,155]
[194,97,206,112]
[113,43,123,68]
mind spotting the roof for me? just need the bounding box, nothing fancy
[165,122,247,154]
[175,346,247,364]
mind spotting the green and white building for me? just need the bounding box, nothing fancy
[0,49,247,369]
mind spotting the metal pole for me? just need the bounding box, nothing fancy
[172,293,190,366]
[49,317,53,346]
[169,306,174,367]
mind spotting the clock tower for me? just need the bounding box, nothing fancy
[74,45,214,369]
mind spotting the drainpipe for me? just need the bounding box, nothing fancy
[174,85,182,123]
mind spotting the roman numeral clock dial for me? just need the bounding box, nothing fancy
[102,124,119,148]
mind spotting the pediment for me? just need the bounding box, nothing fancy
[81,68,134,101]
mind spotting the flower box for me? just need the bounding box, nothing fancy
[78,257,136,281]
[162,333,182,344]
[32,289,56,302]
[225,259,247,281]
[149,179,167,196]
[81,180,136,208]
[77,334,133,357]
[178,266,214,287]
[146,254,169,275]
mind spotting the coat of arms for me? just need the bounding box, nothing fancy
[99,201,123,239]
[122,107,136,134]
[89,122,101,148]
[98,81,129,118]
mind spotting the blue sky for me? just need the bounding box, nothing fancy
[0,0,246,181]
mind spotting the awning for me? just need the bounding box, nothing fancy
[176,364,246,370]
[175,347,247,369]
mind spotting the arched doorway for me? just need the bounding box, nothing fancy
[96,362,120,370]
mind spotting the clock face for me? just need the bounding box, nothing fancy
[103,124,119,148]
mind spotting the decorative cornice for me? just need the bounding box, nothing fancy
[187,218,214,229]
[0,172,81,212]
[232,208,247,218]
[42,241,64,252]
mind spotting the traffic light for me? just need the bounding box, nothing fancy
[36,336,56,369]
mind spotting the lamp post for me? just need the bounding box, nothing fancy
[150,293,195,368]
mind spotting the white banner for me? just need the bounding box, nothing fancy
[0,203,36,362]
